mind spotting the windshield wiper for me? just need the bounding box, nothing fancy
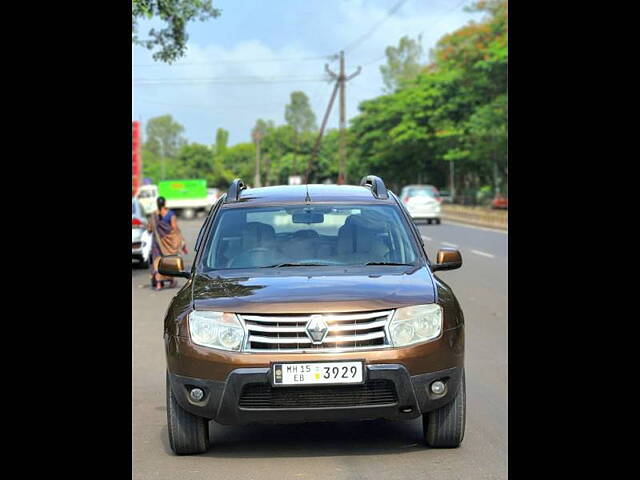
[364,262,413,266]
[260,262,330,268]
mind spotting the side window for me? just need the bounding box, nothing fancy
[195,196,223,253]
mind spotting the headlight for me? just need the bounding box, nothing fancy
[389,304,442,347]
[188,311,245,351]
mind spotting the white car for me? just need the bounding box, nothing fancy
[132,198,152,268]
[136,184,158,216]
[399,185,442,224]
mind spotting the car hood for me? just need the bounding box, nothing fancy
[191,265,436,314]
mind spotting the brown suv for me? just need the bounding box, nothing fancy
[159,176,465,455]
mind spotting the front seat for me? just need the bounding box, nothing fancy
[228,222,279,268]
[337,215,389,262]
[242,222,276,250]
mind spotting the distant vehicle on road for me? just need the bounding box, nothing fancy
[158,179,215,220]
[439,190,453,203]
[399,185,442,224]
[491,194,508,210]
[136,184,158,216]
[132,198,152,268]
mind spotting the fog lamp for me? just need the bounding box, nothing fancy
[431,380,446,395]
[189,388,204,401]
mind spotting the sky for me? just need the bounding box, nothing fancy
[132,0,483,146]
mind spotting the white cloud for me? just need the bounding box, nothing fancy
[132,1,482,145]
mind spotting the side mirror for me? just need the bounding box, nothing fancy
[431,248,462,272]
[158,255,190,278]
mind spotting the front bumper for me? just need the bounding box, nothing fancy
[408,210,441,219]
[167,364,463,425]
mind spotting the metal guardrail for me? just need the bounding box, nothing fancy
[441,204,508,230]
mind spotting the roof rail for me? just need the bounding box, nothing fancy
[359,175,389,199]
[225,178,246,203]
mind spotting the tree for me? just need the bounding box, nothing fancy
[284,91,317,133]
[132,0,221,63]
[176,143,234,188]
[144,114,186,159]
[251,119,270,187]
[214,128,229,155]
[350,1,507,202]
[218,143,256,181]
[380,36,424,93]
[284,91,317,176]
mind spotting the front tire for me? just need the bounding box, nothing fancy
[166,372,210,455]
[434,218,441,225]
[423,369,466,448]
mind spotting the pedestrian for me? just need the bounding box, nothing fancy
[148,196,187,291]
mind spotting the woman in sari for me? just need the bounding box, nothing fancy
[148,196,187,291]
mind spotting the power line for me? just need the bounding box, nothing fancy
[133,55,332,67]
[356,0,472,69]
[134,77,327,86]
[136,99,291,111]
[343,0,408,54]
[414,0,471,39]
[135,74,325,82]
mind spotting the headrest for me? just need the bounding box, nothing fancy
[242,222,275,249]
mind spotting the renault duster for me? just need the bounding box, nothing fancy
[159,176,466,454]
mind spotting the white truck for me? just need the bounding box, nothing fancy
[158,179,216,219]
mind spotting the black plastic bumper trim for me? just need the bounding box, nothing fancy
[167,364,462,425]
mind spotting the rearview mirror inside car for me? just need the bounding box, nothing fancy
[431,248,462,272]
[292,212,324,224]
[158,255,190,278]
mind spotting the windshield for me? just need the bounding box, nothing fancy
[201,204,420,270]
[406,188,436,198]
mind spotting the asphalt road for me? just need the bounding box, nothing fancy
[132,217,507,480]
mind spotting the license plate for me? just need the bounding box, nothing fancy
[272,361,364,386]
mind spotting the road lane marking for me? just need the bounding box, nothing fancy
[422,236,432,241]
[443,220,508,234]
[441,242,458,247]
[471,249,495,258]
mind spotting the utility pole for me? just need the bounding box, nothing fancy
[326,51,361,185]
[305,79,340,184]
[450,160,455,203]
[252,129,262,188]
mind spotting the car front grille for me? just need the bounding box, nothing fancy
[238,379,398,409]
[238,310,393,353]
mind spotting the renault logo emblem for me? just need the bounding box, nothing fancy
[306,315,329,344]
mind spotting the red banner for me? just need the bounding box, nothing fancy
[132,121,140,196]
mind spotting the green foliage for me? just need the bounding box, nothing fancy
[284,91,317,133]
[380,35,424,93]
[214,128,229,155]
[349,0,507,202]
[143,142,234,188]
[132,0,221,63]
[142,115,233,188]
[218,143,256,181]
[144,114,186,159]
[252,119,270,143]
[136,1,506,197]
